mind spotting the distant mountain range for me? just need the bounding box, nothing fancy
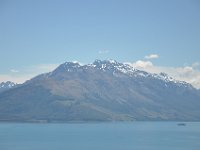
[0,81,17,93]
[0,59,200,122]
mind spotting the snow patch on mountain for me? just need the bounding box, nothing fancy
[49,59,194,89]
[0,81,17,92]
[0,81,16,88]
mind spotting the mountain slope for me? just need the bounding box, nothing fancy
[0,60,200,122]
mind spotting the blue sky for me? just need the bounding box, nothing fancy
[0,0,200,88]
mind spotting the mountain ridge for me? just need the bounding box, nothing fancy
[0,59,199,122]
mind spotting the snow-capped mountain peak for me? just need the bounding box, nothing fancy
[52,61,82,73]
[0,81,17,93]
[92,59,120,69]
[64,61,81,67]
[48,59,194,89]
[0,81,16,88]
[92,59,119,66]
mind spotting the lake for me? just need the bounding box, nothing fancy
[0,122,200,150]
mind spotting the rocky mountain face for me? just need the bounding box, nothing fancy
[0,60,200,122]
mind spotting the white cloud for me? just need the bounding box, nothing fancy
[98,50,109,54]
[192,62,199,68]
[10,69,19,73]
[0,64,59,84]
[72,61,84,66]
[128,60,200,89]
[129,60,153,68]
[145,54,159,59]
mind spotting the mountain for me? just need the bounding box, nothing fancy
[0,81,17,93]
[0,60,200,122]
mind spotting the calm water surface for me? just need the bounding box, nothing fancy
[0,122,200,150]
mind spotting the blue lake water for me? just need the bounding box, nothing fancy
[0,122,200,150]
